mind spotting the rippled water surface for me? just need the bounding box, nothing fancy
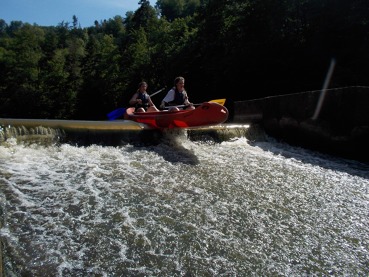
[0,130,368,276]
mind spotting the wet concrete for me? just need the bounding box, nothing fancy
[233,86,369,162]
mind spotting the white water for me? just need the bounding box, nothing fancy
[0,131,368,276]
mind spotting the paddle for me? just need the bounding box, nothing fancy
[209,99,226,106]
[107,108,126,121]
[107,87,165,120]
[163,99,226,110]
[149,87,165,97]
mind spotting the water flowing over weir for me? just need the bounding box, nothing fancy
[0,123,369,276]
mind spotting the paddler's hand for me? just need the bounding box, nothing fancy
[160,102,165,109]
[184,100,193,106]
[185,102,195,110]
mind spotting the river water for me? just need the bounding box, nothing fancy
[0,126,368,276]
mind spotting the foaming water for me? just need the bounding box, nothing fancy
[0,132,368,276]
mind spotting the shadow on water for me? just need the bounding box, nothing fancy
[156,130,200,165]
[249,137,369,180]
[124,129,201,165]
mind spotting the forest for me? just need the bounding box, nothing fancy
[0,0,368,120]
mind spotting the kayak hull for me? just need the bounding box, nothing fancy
[124,102,229,129]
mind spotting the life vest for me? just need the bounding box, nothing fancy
[135,92,149,110]
[168,88,187,105]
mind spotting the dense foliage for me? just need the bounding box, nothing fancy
[1,0,368,119]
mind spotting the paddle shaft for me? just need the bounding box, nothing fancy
[163,99,226,110]
[164,104,199,110]
[149,88,165,97]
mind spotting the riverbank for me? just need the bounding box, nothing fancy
[232,86,369,163]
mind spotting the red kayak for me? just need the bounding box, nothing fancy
[124,102,229,129]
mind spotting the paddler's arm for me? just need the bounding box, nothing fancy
[129,93,141,106]
[148,97,156,107]
[160,89,175,109]
[183,92,193,106]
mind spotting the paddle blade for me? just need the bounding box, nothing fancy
[209,99,226,106]
[107,108,126,120]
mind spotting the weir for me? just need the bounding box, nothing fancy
[0,118,153,146]
[0,118,254,146]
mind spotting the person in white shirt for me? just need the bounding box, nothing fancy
[160,77,194,111]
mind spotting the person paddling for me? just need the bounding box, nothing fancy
[129,82,159,112]
[160,77,194,111]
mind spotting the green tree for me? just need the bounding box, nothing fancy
[1,0,369,119]
[76,33,123,119]
[123,28,151,84]
[39,48,69,118]
[156,0,201,21]
[128,0,158,31]
[0,23,45,117]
